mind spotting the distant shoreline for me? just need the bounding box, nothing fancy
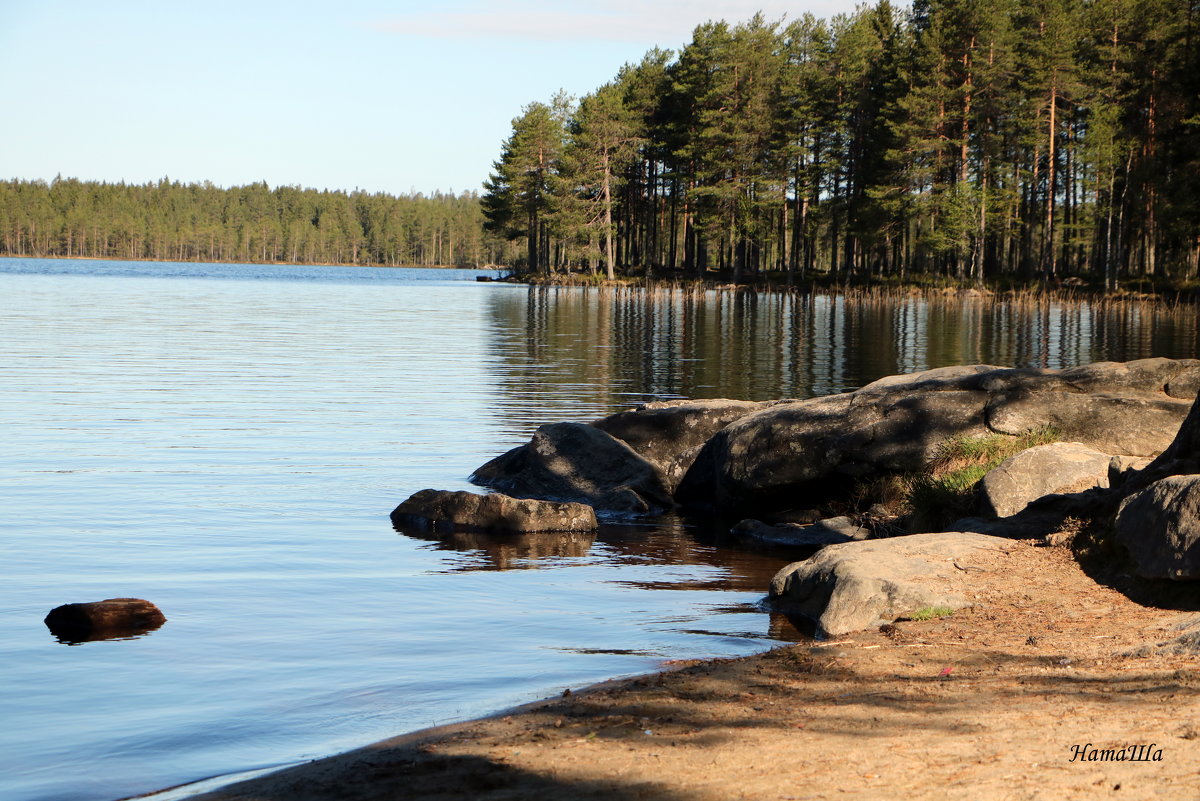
[4,253,1197,305]
[0,253,486,271]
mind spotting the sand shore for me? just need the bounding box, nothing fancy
[173,539,1199,801]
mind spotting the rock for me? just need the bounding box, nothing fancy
[678,359,1199,518]
[1121,394,1200,496]
[732,516,869,548]
[978,442,1112,518]
[1114,475,1200,579]
[470,422,674,518]
[44,598,166,643]
[768,531,1009,636]
[985,392,1189,456]
[1108,455,1153,489]
[391,489,597,534]
[591,399,768,493]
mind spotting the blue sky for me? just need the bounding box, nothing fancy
[1,1,860,197]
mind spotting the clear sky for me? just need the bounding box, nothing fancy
[1,0,862,197]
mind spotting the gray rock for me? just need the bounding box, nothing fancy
[470,422,674,518]
[1108,455,1153,489]
[678,359,1199,518]
[732,516,869,548]
[768,531,1008,636]
[978,442,1112,518]
[1121,394,1200,496]
[391,489,597,534]
[591,398,768,493]
[44,598,166,643]
[1114,475,1200,579]
[985,393,1189,456]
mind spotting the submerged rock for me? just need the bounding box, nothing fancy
[1115,475,1200,580]
[44,598,166,643]
[768,531,1009,636]
[733,516,869,548]
[977,442,1112,518]
[470,422,674,518]
[391,489,597,534]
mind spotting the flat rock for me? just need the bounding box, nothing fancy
[391,489,597,534]
[1114,475,1200,580]
[44,598,166,643]
[768,531,1009,636]
[978,442,1112,518]
[470,422,674,519]
[733,516,869,548]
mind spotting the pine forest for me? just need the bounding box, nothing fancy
[0,178,513,268]
[483,0,1200,288]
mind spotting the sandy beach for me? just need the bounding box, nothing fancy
[182,538,1200,801]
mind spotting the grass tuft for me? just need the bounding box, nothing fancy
[908,606,957,621]
[903,426,1062,531]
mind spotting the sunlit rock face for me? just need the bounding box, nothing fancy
[470,422,675,518]
[391,489,597,535]
[977,442,1112,519]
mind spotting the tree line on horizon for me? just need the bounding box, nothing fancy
[482,0,1200,288]
[0,177,517,267]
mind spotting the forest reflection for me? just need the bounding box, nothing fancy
[485,286,1200,435]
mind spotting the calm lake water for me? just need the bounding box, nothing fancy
[2,258,1197,801]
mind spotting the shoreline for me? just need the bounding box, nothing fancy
[157,539,1199,801]
[4,253,1197,305]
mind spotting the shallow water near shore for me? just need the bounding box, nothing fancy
[1,257,1197,801]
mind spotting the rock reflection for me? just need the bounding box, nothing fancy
[398,515,794,593]
[395,525,596,570]
[49,622,165,645]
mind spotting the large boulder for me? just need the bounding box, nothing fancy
[44,598,166,643]
[768,531,1008,636]
[470,422,675,518]
[977,442,1112,518]
[679,359,1200,518]
[591,398,768,493]
[391,489,597,534]
[1114,475,1200,580]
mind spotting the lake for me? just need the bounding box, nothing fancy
[1,258,1196,801]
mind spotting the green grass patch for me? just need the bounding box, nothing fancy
[903,426,1061,531]
[908,606,957,621]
